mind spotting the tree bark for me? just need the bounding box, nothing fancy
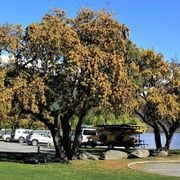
[158,119,179,150]
[71,105,88,158]
[164,133,173,150]
[20,108,65,160]
[153,124,162,149]
[164,126,178,150]
[50,126,64,159]
[60,111,74,160]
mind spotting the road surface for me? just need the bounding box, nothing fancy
[0,141,54,153]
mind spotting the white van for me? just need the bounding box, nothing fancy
[11,129,32,143]
[70,126,97,147]
[81,128,97,144]
[79,127,99,147]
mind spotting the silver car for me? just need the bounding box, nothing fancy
[27,133,54,146]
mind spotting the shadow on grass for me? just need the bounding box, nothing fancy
[0,147,115,163]
[0,151,55,163]
[79,147,108,156]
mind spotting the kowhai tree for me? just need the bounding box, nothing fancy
[126,44,179,150]
[0,9,137,160]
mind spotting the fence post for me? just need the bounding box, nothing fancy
[37,144,40,154]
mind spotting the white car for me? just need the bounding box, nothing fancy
[2,133,11,142]
[27,133,54,146]
[12,129,32,143]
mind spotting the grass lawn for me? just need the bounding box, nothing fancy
[0,149,180,180]
[0,157,180,180]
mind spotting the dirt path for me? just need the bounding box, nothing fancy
[128,161,180,177]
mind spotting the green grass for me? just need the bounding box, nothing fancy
[0,149,179,180]
[0,160,179,180]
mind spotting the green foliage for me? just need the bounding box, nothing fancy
[71,108,144,126]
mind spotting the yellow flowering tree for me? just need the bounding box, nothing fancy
[147,63,180,149]
[128,46,179,150]
[0,65,46,129]
[0,9,138,160]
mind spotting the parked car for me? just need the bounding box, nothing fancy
[0,128,12,138]
[81,128,97,145]
[2,133,12,142]
[70,126,99,147]
[27,133,53,146]
[11,129,32,143]
[79,126,99,147]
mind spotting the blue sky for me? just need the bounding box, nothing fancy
[0,0,179,61]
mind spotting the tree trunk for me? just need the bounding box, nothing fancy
[165,133,173,150]
[50,126,64,159]
[71,104,88,159]
[20,108,66,161]
[158,120,179,150]
[71,120,82,157]
[164,126,178,150]
[153,125,162,149]
[61,112,73,160]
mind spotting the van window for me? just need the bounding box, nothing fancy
[23,130,30,134]
[83,130,96,136]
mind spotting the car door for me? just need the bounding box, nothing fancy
[40,133,52,143]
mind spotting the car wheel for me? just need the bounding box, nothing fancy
[18,137,25,143]
[6,137,10,142]
[32,139,38,146]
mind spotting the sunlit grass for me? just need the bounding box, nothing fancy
[0,159,179,180]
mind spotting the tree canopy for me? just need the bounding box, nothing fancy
[0,8,179,159]
[128,46,180,150]
[0,9,139,160]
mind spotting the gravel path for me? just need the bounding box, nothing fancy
[128,161,180,177]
